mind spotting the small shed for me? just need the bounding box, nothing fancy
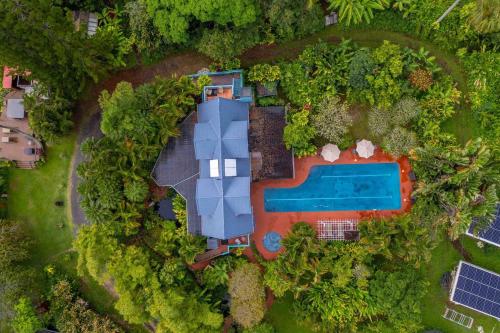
[325,12,338,26]
[157,197,176,220]
[73,11,98,36]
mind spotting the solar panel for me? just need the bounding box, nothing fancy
[450,261,500,320]
[467,204,500,247]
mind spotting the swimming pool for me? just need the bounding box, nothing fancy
[264,163,402,212]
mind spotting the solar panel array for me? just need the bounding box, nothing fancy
[451,261,500,319]
[467,204,500,247]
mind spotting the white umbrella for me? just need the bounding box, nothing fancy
[356,139,375,158]
[321,144,341,162]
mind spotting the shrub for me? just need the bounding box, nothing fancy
[229,263,266,329]
[311,96,353,145]
[382,127,417,157]
[283,108,317,157]
[25,91,74,143]
[124,179,149,203]
[348,48,375,90]
[409,69,433,91]
[248,64,281,84]
[391,97,421,126]
[197,27,259,68]
[11,297,43,333]
[368,106,391,137]
[257,96,284,107]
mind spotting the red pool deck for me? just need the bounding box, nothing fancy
[251,147,413,260]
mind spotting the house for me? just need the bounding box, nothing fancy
[190,70,253,103]
[0,67,42,168]
[72,11,98,37]
[194,98,254,240]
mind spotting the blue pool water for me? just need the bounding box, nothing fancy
[264,163,402,212]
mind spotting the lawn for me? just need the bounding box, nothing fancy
[7,133,145,332]
[266,294,315,333]
[421,237,500,333]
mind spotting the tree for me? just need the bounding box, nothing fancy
[348,48,375,90]
[328,0,389,26]
[283,108,317,157]
[0,220,34,323]
[229,263,266,329]
[125,1,165,55]
[311,96,353,144]
[11,297,43,333]
[409,68,433,91]
[124,179,149,203]
[468,0,500,34]
[0,0,129,99]
[390,97,420,126]
[382,126,417,158]
[368,106,391,137]
[49,279,122,333]
[24,90,74,142]
[263,0,324,42]
[411,138,499,239]
[143,0,259,44]
[197,27,259,67]
[248,64,281,90]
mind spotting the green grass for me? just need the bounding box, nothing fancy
[8,135,75,270]
[266,294,315,333]
[421,238,500,333]
[6,133,145,332]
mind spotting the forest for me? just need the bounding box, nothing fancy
[0,0,498,332]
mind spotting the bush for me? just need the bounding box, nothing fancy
[348,48,375,90]
[197,27,259,67]
[382,127,417,157]
[124,179,149,203]
[257,96,284,107]
[283,108,317,157]
[391,97,421,126]
[25,91,74,143]
[368,106,391,137]
[312,96,353,145]
[248,64,281,85]
[409,69,433,91]
[11,297,43,333]
[229,263,266,329]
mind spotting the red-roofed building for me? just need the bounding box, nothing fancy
[2,67,12,89]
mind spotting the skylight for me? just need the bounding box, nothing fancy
[225,159,237,177]
[209,159,219,178]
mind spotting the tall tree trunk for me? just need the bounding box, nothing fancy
[435,0,463,24]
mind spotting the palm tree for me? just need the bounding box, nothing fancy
[328,0,389,26]
[413,138,499,239]
[469,0,500,34]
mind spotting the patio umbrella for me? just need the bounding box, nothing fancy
[356,139,375,158]
[321,144,341,162]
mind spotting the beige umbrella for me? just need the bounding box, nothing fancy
[321,144,341,162]
[356,139,375,158]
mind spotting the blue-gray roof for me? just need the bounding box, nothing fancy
[194,98,254,240]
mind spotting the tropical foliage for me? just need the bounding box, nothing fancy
[312,96,353,145]
[328,0,389,26]
[411,138,499,239]
[283,108,317,157]
[229,263,266,328]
